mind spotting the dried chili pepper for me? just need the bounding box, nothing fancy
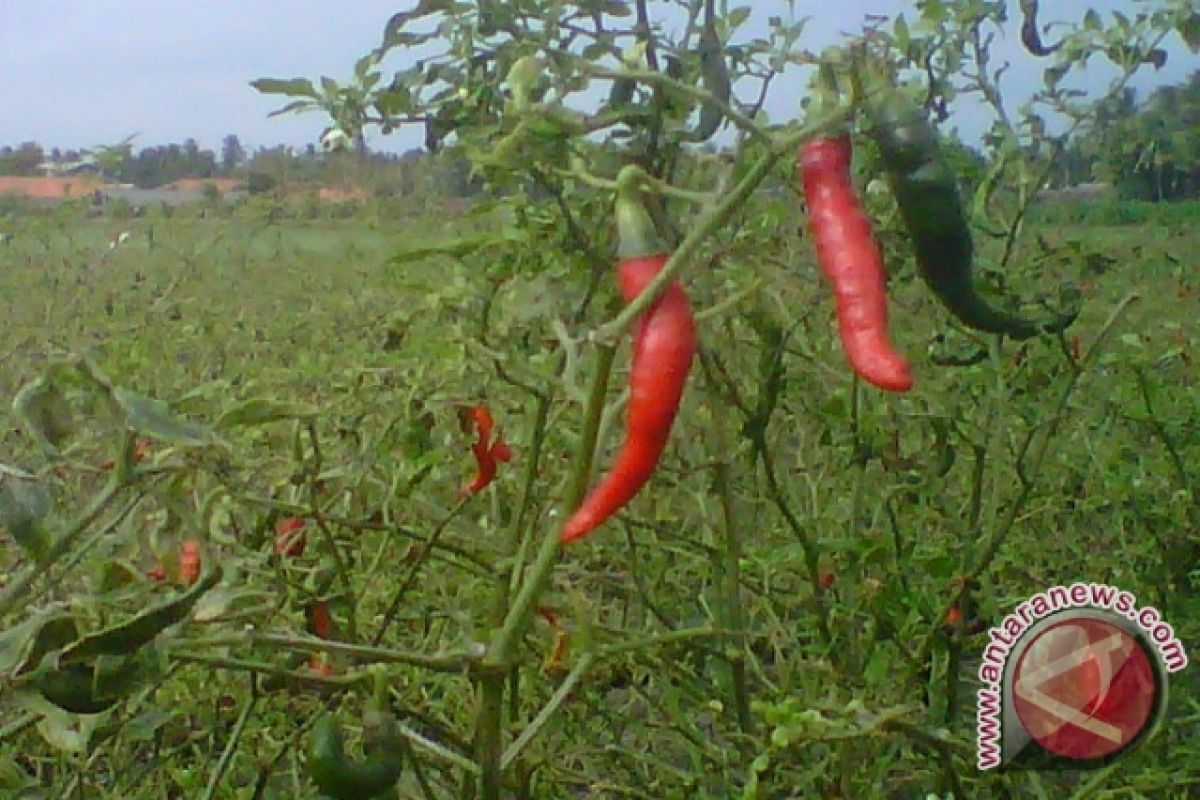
[561,175,697,544]
[800,132,913,392]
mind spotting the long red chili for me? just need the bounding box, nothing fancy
[560,178,696,544]
[799,134,913,392]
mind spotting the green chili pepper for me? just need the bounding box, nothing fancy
[863,78,1078,340]
[687,0,731,142]
[307,709,404,800]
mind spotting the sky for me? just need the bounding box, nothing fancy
[1,0,1196,156]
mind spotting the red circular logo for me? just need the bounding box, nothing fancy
[1012,617,1158,760]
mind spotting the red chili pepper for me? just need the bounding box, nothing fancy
[561,177,697,544]
[146,564,167,582]
[178,539,201,586]
[274,517,307,557]
[799,134,913,392]
[307,600,334,640]
[461,404,513,494]
[945,606,963,627]
[307,655,335,678]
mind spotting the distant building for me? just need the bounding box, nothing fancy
[0,175,105,203]
[316,185,370,204]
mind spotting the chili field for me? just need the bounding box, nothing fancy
[0,197,1197,798]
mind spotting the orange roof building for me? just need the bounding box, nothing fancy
[0,175,104,199]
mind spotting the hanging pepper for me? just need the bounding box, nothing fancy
[459,404,513,495]
[799,131,913,392]
[561,173,697,544]
[863,74,1078,340]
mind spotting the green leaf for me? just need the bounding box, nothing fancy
[112,388,219,446]
[0,473,52,560]
[34,705,99,752]
[191,585,264,622]
[122,709,175,742]
[894,14,910,51]
[60,565,223,663]
[267,99,318,118]
[216,398,319,429]
[13,378,73,452]
[249,78,318,98]
[1179,13,1200,52]
[0,757,38,792]
[0,605,74,676]
[388,231,523,265]
[727,6,752,31]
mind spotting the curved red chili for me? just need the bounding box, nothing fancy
[461,404,511,495]
[800,134,913,392]
[561,181,696,544]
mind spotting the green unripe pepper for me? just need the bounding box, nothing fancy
[307,709,403,800]
[863,78,1078,340]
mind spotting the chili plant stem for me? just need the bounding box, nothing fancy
[485,344,617,668]
[918,293,1141,667]
[595,111,843,345]
[710,453,748,734]
[200,686,258,800]
[499,652,596,771]
[0,474,130,616]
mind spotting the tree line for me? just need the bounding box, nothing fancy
[1051,68,1200,200]
[0,134,482,199]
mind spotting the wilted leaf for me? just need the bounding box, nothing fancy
[267,99,318,118]
[34,705,99,752]
[0,474,52,560]
[191,585,263,622]
[13,378,73,452]
[0,605,74,676]
[61,565,223,663]
[216,398,319,429]
[111,388,219,446]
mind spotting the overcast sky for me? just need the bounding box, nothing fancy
[1,1,1196,155]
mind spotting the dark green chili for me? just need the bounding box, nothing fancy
[863,79,1078,340]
